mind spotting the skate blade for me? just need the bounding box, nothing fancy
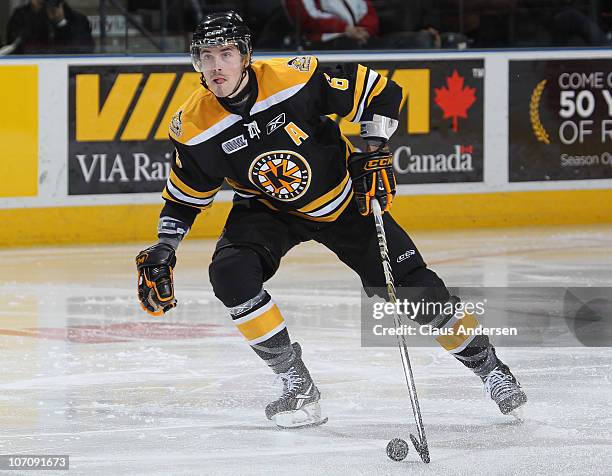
[273,402,328,429]
[276,417,329,429]
[500,392,527,417]
[509,405,525,422]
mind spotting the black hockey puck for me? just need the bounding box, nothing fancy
[386,437,409,461]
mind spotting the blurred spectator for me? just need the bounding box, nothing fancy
[508,1,611,48]
[602,0,612,34]
[252,0,297,49]
[6,0,94,54]
[127,0,205,35]
[421,0,517,48]
[283,0,379,49]
[551,4,611,46]
[381,0,469,49]
[281,0,447,49]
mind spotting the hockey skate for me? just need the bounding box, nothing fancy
[482,360,527,415]
[265,343,328,429]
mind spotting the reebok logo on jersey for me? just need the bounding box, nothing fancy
[266,113,286,135]
[221,134,248,154]
[397,250,416,263]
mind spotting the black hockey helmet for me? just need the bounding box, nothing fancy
[190,11,253,72]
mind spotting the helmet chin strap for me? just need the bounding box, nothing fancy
[227,68,248,98]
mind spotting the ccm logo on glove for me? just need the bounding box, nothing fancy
[347,149,397,216]
[365,157,393,170]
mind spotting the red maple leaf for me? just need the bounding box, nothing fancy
[434,70,476,132]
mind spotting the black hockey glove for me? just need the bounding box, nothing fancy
[347,148,396,216]
[136,243,177,316]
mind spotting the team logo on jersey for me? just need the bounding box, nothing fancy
[170,111,182,137]
[266,113,286,135]
[221,134,248,154]
[287,56,312,73]
[249,150,311,201]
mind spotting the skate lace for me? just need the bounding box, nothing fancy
[483,368,517,402]
[276,368,304,396]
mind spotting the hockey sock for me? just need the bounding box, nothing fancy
[426,298,498,377]
[228,289,296,374]
[452,339,498,377]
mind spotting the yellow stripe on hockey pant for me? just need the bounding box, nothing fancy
[236,304,285,342]
[435,312,480,352]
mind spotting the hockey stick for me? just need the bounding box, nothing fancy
[371,198,430,464]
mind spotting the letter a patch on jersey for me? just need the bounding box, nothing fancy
[284,122,309,146]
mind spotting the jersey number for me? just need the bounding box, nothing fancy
[324,73,349,91]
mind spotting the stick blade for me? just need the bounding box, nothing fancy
[410,434,430,463]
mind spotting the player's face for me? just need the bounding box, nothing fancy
[199,45,246,98]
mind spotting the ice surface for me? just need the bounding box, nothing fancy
[0,224,611,475]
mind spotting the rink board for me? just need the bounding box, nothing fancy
[0,51,611,246]
[2,189,611,246]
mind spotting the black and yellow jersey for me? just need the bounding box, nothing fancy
[161,55,401,225]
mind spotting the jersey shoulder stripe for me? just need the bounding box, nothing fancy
[168,57,318,146]
[249,56,318,114]
[169,86,237,145]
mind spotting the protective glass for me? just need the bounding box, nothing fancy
[190,39,248,72]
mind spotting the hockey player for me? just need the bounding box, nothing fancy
[136,11,526,428]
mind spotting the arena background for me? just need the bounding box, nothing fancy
[1,50,611,246]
